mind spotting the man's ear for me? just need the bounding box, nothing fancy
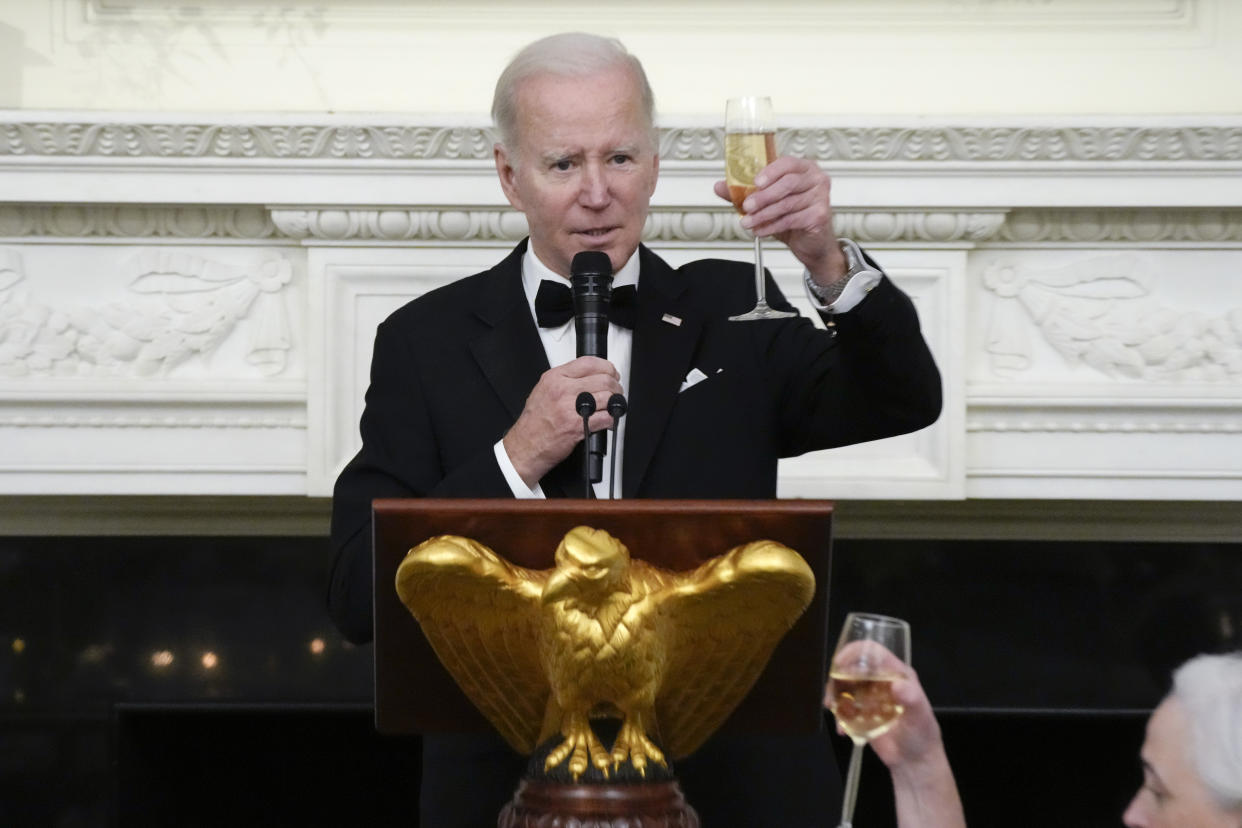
[494,144,524,212]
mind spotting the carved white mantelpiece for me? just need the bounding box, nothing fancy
[1,113,1240,500]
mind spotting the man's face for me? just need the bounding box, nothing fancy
[494,64,659,279]
[1122,698,1242,828]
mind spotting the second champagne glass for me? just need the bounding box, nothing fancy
[827,612,912,828]
[724,96,796,321]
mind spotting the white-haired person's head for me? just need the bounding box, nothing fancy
[1124,651,1242,828]
[1175,654,1242,810]
[490,32,657,161]
[487,31,662,279]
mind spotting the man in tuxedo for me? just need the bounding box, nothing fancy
[329,31,942,827]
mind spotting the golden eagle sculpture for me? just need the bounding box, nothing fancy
[394,525,815,781]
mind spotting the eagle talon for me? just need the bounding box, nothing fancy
[611,718,666,777]
[544,715,611,780]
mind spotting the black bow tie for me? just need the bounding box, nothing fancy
[534,281,637,330]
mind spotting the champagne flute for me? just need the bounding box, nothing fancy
[724,96,796,321]
[827,612,912,828]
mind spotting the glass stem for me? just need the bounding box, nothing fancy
[838,741,865,828]
[752,234,767,308]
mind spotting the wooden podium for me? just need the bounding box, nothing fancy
[372,498,834,826]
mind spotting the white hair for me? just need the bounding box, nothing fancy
[1172,652,1242,810]
[490,32,657,161]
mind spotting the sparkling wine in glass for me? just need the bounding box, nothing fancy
[724,96,796,321]
[827,612,911,828]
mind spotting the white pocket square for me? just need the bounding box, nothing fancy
[679,367,714,393]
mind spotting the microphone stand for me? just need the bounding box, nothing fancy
[575,392,597,499]
[606,393,627,500]
[608,432,619,500]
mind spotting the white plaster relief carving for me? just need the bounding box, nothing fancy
[642,212,744,244]
[658,129,722,162]
[998,209,1242,243]
[779,126,1242,163]
[269,208,527,241]
[270,207,1005,244]
[0,205,277,239]
[981,254,1242,381]
[5,121,1241,163]
[833,211,1007,243]
[0,122,496,160]
[967,417,1240,435]
[0,248,294,378]
[11,205,1234,247]
[1,111,1239,500]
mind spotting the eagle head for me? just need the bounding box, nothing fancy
[541,525,630,606]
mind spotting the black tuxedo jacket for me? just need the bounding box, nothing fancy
[327,239,941,825]
[330,240,940,639]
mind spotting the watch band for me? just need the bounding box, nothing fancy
[804,237,871,305]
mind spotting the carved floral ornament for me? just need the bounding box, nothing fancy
[981,254,1242,382]
[0,248,294,379]
[2,122,1241,163]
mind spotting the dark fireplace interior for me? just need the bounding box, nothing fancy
[2,524,1238,827]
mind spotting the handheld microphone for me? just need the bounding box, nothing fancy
[571,251,613,485]
[606,393,627,500]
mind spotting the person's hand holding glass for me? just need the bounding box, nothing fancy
[724,96,797,321]
[826,612,911,828]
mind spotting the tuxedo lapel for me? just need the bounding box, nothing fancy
[467,240,583,499]
[469,242,548,422]
[624,246,703,497]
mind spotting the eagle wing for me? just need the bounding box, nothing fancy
[655,540,815,759]
[394,534,549,754]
